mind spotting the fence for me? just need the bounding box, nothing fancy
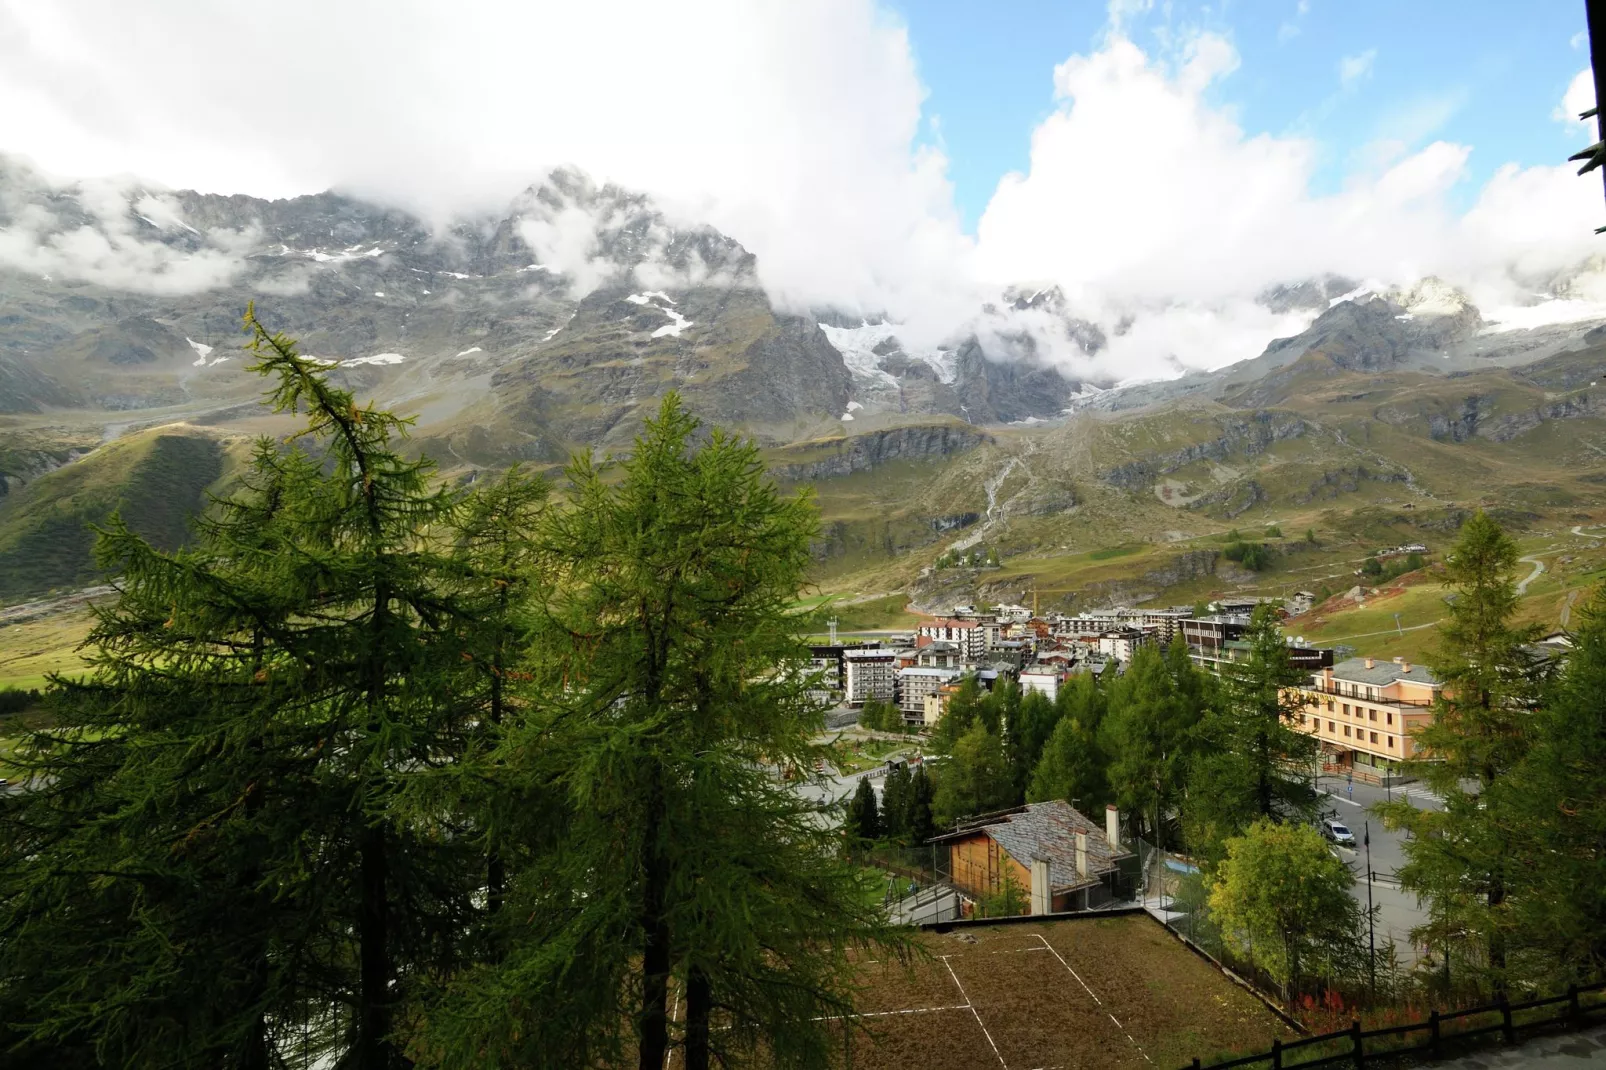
[1180,980,1606,1070]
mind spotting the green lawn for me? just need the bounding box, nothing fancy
[0,608,96,690]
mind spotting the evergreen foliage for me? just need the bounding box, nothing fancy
[421,393,906,1069]
[0,314,909,1070]
[1499,588,1606,981]
[1380,511,1543,997]
[0,306,482,1069]
[1027,673,1107,811]
[1100,644,1200,846]
[1186,605,1316,860]
[931,720,1013,828]
[848,778,881,842]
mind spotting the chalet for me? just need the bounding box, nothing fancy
[932,802,1136,914]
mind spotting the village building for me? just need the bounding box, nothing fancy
[898,666,963,723]
[842,646,906,706]
[917,618,988,660]
[1019,664,1071,702]
[914,639,963,669]
[1095,627,1153,663]
[1296,656,1441,779]
[932,801,1136,914]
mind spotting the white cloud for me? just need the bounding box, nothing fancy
[0,0,971,326]
[969,34,1606,382]
[1338,48,1376,90]
[0,2,1602,388]
[0,157,256,292]
[1556,68,1597,136]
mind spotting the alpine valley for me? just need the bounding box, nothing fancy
[3,157,1606,630]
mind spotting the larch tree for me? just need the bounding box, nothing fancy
[1027,672,1108,812]
[1498,585,1606,983]
[0,307,483,1070]
[1186,605,1316,861]
[1380,511,1543,996]
[418,395,906,1070]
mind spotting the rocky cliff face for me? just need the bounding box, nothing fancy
[1099,411,1308,490]
[770,423,992,482]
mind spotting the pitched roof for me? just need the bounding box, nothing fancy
[934,801,1131,894]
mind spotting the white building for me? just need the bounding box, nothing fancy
[1020,665,1070,703]
[843,647,905,705]
[1096,628,1153,663]
[917,618,986,660]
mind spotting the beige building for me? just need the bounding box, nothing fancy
[898,666,962,723]
[1296,656,1441,778]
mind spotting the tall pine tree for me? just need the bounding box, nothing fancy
[0,307,483,1069]
[1381,511,1543,996]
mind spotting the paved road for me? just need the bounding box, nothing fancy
[1435,1021,1606,1068]
[1517,556,1547,596]
[1318,773,1442,963]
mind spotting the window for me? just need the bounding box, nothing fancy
[1342,703,1350,716]
[1370,731,1378,744]
[1328,720,1335,733]
[1386,712,1393,726]
[1344,725,1351,737]
[1369,708,1377,722]
[1387,736,1395,749]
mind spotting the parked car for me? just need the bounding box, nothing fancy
[1321,818,1356,847]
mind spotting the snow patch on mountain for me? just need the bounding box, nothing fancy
[651,308,692,338]
[343,353,406,367]
[186,337,213,366]
[817,321,956,386]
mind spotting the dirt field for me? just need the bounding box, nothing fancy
[835,913,1293,1070]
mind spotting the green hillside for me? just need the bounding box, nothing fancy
[0,426,231,602]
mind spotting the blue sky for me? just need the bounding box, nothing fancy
[891,0,1592,229]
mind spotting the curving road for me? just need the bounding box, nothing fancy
[1516,555,1546,596]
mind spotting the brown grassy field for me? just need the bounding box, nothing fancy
[835,913,1292,1070]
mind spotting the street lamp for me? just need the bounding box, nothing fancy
[1365,821,1376,998]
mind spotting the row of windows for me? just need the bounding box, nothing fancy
[1307,694,1395,726]
[1306,715,1396,750]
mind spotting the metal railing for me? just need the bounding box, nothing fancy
[1180,980,1606,1069]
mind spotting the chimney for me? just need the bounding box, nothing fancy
[1401,660,1411,673]
[1364,658,1375,669]
[1106,805,1120,850]
[1076,830,1089,878]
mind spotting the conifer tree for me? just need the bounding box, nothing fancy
[1380,511,1542,996]
[0,307,481,1069]
[1101,644,1197,846]
[905,762,937,846]
[880,761,911,841]
[1028,673,1108,811]
[930,674,985,754]
[420,395,905,1070]
[931,720,1013,828]
[1499,586,1606,981]
[848,778,881,842]
[1004,686,1060,802]
[1186,605,1315,860]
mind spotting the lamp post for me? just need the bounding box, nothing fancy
[1365,821,1376,998]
